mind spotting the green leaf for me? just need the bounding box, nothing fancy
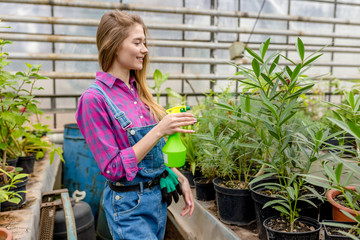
[260,38,271,59]
[245,95,251,113]
[263,199,286,209]
[298,198,318,208]
[328,118,360,141]
[291,64,302,81]
[286,66,293,78]
[324,164,337,184]
[335,163,343,184]
[260,91,278,119]
[261,73,273,87]
[269,55,280,75]
[25,62,32,69]
[273,206,290,216]
[347,91,355,110]
[7,198,21,204]
[347,121,360,141]
[296,38,305,62]
[285,84,314,100]
[252,58,261,78]
[13,174,28,181]
[49,149,55,165]
[287,186,295,200]
[279,111,296,127]
[249,172,276,188]
[0,143,6,150]
[246,48,264,63]
[339,210,358,222]
[302,54,323,68]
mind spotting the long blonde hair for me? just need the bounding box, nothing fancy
[96,10,166,121]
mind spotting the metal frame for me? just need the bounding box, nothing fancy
[0,0,359,130]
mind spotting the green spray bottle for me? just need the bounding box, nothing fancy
[162,106,190,167]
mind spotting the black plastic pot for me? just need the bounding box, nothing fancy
[180,170,195,188]
[17,154,36,173]
[213,177,255,226]
[263,216,321,240]
[250,178,324,240]
[325,133,356,157]
[6,158,18,167]
[323,220,357,240]
[320,199,333,221]
[0,176,28,211]
[193,177,215,201]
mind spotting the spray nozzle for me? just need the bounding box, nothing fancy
[166,106,190,114]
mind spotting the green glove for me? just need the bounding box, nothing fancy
[160,167,182,206]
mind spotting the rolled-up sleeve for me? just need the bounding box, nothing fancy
[75,91,138,181]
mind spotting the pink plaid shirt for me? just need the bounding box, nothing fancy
[75,71,157,181]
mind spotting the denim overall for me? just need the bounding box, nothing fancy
[89,83,168,240]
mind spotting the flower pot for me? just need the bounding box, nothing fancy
[263,216,321,240]
[320,199,334,221]
[0,227,13,240]
[193,177,215,201]
[326,186,360,222]
[16,154,36,174]
[0,166,15,183]
[0,176,28,211]
[213,177,255,226]
[5,158,18,167]
[250,178,324,240]
[323,220,358,240]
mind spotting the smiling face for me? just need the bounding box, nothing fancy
[112,23,148,74]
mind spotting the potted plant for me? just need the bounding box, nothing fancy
[233,37,327,239]
[197,91,261,225]
[181,123,202,189]
[9,127,58,173]
[0,38,64,178]
[0,167,28,211]
[306,90,360,239]
[307,157,360,239]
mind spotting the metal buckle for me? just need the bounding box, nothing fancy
[115,182,124,186]
[147,179,154,189]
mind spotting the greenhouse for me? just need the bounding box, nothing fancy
[0,0,360,239]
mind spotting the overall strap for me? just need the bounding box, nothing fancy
[88,83,132,130]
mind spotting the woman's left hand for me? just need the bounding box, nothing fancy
[171,168,194,217]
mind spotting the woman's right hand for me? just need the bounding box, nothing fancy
[155,113,196,137]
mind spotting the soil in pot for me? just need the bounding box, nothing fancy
[334,194,360,212]
[0,176,28,211]
[327,186,360,222]
[213,177,255,226]
[323,220,359,240]
[250,178,324,240]
[16,155,36,174]
[263,216,321,240]
[193,177,215,201]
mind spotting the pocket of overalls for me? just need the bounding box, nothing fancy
[140,154,154,173]
[112,190,141,217]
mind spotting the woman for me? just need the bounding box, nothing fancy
[75,10,195,240]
